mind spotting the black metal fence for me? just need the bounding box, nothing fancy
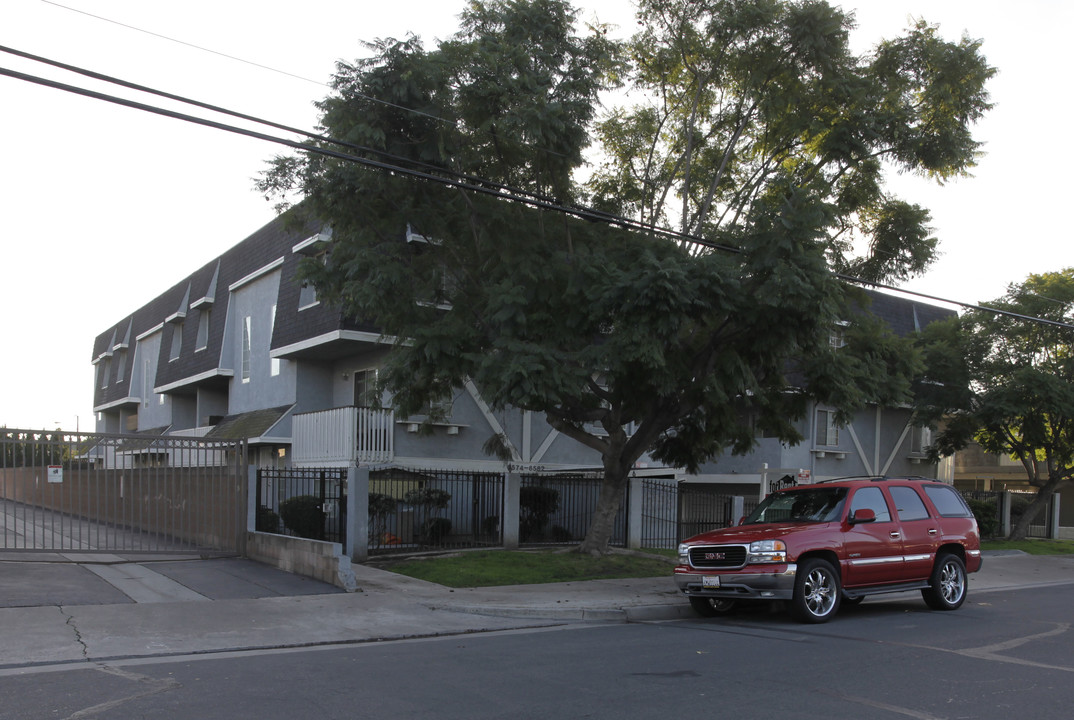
[368,468,503,555]
[520,473,627,548]
[641,479,759,549]
[256,468,347,545]
[961,489,1054,539]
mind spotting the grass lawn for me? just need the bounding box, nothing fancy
[372,548,674,588]
[981,538,1074,555]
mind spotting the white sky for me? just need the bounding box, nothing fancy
[0,0,1068,432]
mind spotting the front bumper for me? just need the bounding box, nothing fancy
[673,564,798,601]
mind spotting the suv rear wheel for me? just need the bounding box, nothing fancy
[792,558,841,623]
[921,553,967,611]
[689,597,736,617]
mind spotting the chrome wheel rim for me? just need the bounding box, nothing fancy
[939,560,966,605]
[804,568,836,617]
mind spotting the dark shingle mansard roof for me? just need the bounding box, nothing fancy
[91,213,341,409]
[860,290,955,337]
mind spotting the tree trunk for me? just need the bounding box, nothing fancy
[576,455,632,556]
[1007,488,1055,541]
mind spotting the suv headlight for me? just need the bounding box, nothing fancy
[747,540,787,564]
[677,543,690,564]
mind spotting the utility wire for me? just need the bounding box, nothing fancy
[40,0,327,87]
[1,56,1070,332]
[0,44,561,208]
[36,0,564,149]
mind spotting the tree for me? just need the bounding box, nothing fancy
[260,0,993,555]
[914,270,1074,540]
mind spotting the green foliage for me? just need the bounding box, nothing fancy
[589,0,993,283]
[259,0,992,554]
[368,492,398,518]
[519,485,561,540]
[402,487,452,510]
[915,269,1074,538]
[376,549,672,588]
[256,505,281,534]
[964,498,999,538]
[419,517,453,545]
[278,495,326,540]
[367,492,398,544]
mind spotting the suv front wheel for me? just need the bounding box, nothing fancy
[689,597,736,617]
[792,558,841,623]
[921,553,967,611]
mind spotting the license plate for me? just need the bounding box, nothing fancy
[702,575,721,588]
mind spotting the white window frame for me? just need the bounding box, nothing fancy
[816,409,839,447]
[241,315,252,383]
[169,323,183,362]
[196,308,210,351]
[269,305,280,376]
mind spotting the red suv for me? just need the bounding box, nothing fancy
[673,477,982,623]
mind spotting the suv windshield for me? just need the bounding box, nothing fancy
[745,487,848,524]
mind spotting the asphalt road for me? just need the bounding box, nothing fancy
[2,582,1071,720]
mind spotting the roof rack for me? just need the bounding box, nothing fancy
[815,475,938,484]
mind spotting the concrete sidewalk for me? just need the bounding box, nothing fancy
[1,551,1072,671]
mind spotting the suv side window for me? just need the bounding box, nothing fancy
[924,485,974,518]
[890,486,931,521]
[849,486,891,522]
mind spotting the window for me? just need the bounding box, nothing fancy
[269,305,280,376]
[849,487,891,523]
[890,486,930,521]
[116,350,126,382]
[829,328,846,349]
[143,359,150,408]
[196,309,210,351]
[99,358,110,388]
[816,409,839,446]
[924,485,974,518]
[241,315,252,383]
[911,425,932,454]
[353,368,379,407]
[298,251,327,309]
[169,323,182,361]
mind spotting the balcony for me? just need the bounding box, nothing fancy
[292,406,395,466]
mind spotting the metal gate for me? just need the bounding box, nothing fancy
[0,429,247,555]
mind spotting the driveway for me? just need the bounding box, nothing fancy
[0,552,343,608]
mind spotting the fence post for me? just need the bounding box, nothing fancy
[1001,491,1012,538]
[348,466,369,562]
[1049,493,1061,540]
[503,473,521,549]
[246,465,257,535]
[627,476,643,550]
[731,496,745,526]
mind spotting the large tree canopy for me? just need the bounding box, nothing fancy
[588,0,994,280]
[260,0,993,554]
[914,269,1074,540]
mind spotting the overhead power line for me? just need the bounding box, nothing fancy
[0,50,1070,332]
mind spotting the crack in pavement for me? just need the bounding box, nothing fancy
[57,605,88,661]
[63,664,182,720]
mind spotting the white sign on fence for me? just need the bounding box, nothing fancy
[47,465,63,483]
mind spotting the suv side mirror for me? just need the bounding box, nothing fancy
[849,508,876,524]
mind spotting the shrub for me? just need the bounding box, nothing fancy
[965,497,999,538]
[520,485,560,541]
[420,517,452,545]
[402,487,452,510]
[368,492,398,544]
[279,494,326,540]
[256,505,280,533]
[481,515,500,537]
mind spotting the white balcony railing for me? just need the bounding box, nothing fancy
[292,406,395,466]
